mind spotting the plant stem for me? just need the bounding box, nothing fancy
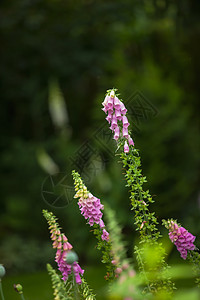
[0,280,5,300]
[72,265,79,300]
[20,293,26,300]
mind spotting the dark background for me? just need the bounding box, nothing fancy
[0,0,199,281]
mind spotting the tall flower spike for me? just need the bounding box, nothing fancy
[164,219,196,260]
[72,171,109,241]
[43,210,84,284]
[102,89,134,153]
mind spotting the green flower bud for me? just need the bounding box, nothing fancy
[0,265,5,279]
[14,284,23,294]
[65,251,78,264]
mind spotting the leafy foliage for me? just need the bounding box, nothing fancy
[0,1,200,272]
[47,263,73,300]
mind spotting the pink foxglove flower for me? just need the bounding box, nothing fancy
[124,141,129,153]
[113,96,121,110]
[43,210,84,284]
[115,109,122,120]
[128,136,134,146]
[122,127,129,138]
[101,229,109,241]
[73,171,110,242]
[110,115,118,130]
[114,126,120,140]
[120,103,127,115]
[77,193,104,227]
[102,89,134,153]
[167,220,196,260]
[106,114,112,123]
[122,116,129,128]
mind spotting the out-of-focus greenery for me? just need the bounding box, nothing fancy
[3,266,107,300]
[2,261,200,300]
[0,235,54,274]
[109,262,200,300]
[0,0,199,274]
[3,271,52,300]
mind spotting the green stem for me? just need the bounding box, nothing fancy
[0,280,5,300]
[134,246,151,292]
[121,149,160,242]
[72,265,79,300]
[20,293,26,300]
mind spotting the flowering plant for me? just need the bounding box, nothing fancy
[44,89,199,299]
[1,88,199,300]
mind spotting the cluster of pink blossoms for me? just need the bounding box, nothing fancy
[168,220,196,260]
[44,210,84,284]
[102,89,134,153]
[75,192,109,242]
[73,171,109,242]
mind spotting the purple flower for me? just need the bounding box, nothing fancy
[115,109,122,121]
[56,250,84,283]
[73,262,85,284]
[101,229,109,241]
[122,127,129,138]
[78,193,104,227]
[168,220,196,260]
[110,115,118,130]
[56,251,72,281]
[102,106,108,114]
[122,116,129,128]
[107,97,113,109]
[43,210,84,284]
[113,97,121,110]
[124,141,129,153]
[53,235,84,284]
[119,102,127,115]
[73,171,110,243]
[106,114,112,123]
[102,89,134,153]
[114,126,120,140]
[128,136,134,146]
[99,219,105,228]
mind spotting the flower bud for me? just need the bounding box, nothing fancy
[115,267,122,274]
[110,90,115,98]
[14,284,23,294]
[0,265,5,279]
[65,251,78,264]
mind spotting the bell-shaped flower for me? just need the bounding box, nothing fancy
[115,109,122,120]
[114,126,120,140]
[107,96,114,109]
[128,136,134,146]
[110,115,118,130]
[114,97,121,110]
[122,116,129,128]
[124,141,129,153]
[123,127,129,138]
[120,102,127,115]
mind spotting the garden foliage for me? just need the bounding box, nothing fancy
[41,89,199,299]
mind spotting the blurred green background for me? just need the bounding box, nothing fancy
[0,0,200,298]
